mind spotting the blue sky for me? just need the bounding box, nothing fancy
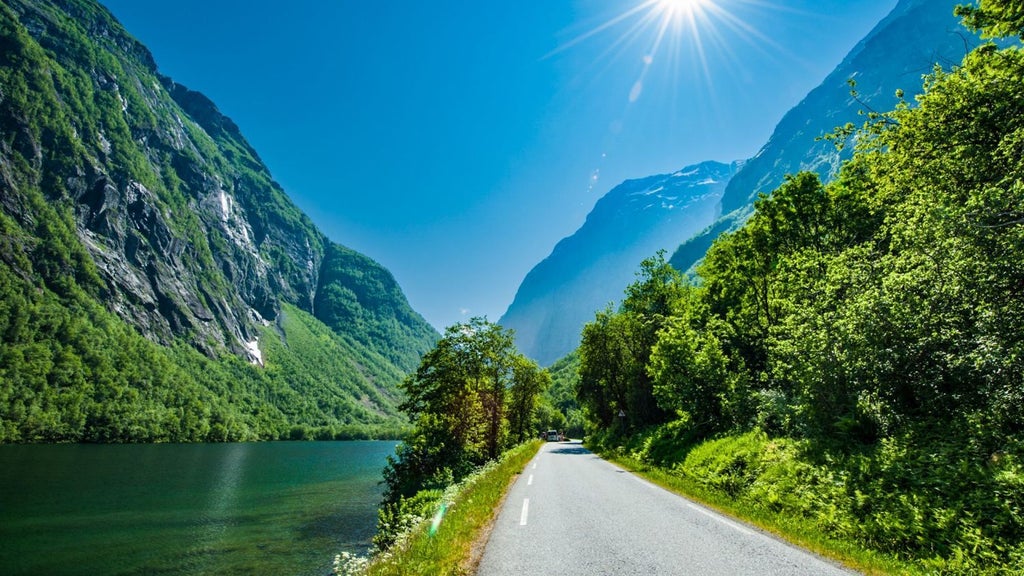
[101,0,897,331]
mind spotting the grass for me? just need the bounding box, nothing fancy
[360,440,543,576]
[596,448,923,576]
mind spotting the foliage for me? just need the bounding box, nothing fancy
[576,251,680,432]
[957,0,1024,39]
[380,319,546,506]
[576,17,1024,572]
[541,352,585,437]
[0,0,434,443]
[351,440,542,576]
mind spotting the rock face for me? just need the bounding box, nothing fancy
[671,0,981,273]
[0,0,436,367]
[501,161,738,365]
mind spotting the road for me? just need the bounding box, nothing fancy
[476,440,857,576]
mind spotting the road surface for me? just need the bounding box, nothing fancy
[476,440,857,576]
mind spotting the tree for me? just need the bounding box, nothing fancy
[649,317,748,435]
[508,355,549,443]
[383,318,542,502]
[577,307,634,430]
[956,0,1024,39]
[577,252,685,433]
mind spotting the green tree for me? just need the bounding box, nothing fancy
[577,252,685,433]
[577,307,635,430]
[649,317,748,435]
[956,0,1024,38]
[508,355,549,444]
[382,318,542,502]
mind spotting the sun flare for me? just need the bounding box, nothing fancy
[656,0,708,19]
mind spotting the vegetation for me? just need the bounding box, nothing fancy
[0,240,411,441]
[575,6,1024,573]
[340,440,542,576]
[538,352,585,438]
[315,243,439,374]
[379,319,546,502]
[0,0,435,442]
[365,319,546,561]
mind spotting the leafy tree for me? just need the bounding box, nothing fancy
[508,355,550,444]
[956,0,1024,38]
[649,317,749,435]
[577,252,687,433]
[382,318,544,502]
[577,307,636,430]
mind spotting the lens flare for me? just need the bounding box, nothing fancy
[548,0,785,99]
[656,0,709,20]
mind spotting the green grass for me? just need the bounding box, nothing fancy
[359,440,543,576]
[595,446,922,576]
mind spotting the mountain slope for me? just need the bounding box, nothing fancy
[501,161,737,365]
[0,0,436,441]
[671,0,981,273]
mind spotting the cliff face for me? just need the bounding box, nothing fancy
[0,0,437,441]
[0,0,435,367]
[501,161,737,365]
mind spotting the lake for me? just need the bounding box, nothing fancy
[0,441,398,576]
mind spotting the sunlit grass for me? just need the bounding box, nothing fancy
[361,440,543,576]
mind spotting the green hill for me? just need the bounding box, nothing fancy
[0,0,437,442]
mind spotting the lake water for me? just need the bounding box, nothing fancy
[0,441,398,576]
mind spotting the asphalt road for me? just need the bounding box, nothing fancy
[476,440,858,576]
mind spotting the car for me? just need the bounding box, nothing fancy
[545,430,560,441]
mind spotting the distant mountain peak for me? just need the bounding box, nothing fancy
[500,160,738,365]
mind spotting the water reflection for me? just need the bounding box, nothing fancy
[193,443,251,559]
[0,441,396,576]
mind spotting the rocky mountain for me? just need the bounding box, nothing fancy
[500,161,737,365]
[670,0,982,273]
[0,0,437,442]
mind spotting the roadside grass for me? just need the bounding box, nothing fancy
[361,440,543,576]
[598,448,922,576]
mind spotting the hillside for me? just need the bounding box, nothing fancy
[501,161,737,365]
[0,0,437,441]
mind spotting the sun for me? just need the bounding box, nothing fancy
[547,0,778,104]
[656,0,708,19]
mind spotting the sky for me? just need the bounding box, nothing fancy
[100,0,897,331]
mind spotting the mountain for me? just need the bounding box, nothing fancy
[500,161,738,365]
[501,0,983,366]
[0,0,437,442]
[670,0,982,273]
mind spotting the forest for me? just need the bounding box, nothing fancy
[573,3,1024,572]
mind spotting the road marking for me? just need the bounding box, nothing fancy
[686,503,754,536]
[532,461,537,469]
[527,474,534,486]
[520,498,530,526]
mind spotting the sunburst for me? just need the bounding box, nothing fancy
[550,0,781,101]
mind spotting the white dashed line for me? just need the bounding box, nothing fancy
[520,498,530,526]
[527,474,534,486]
